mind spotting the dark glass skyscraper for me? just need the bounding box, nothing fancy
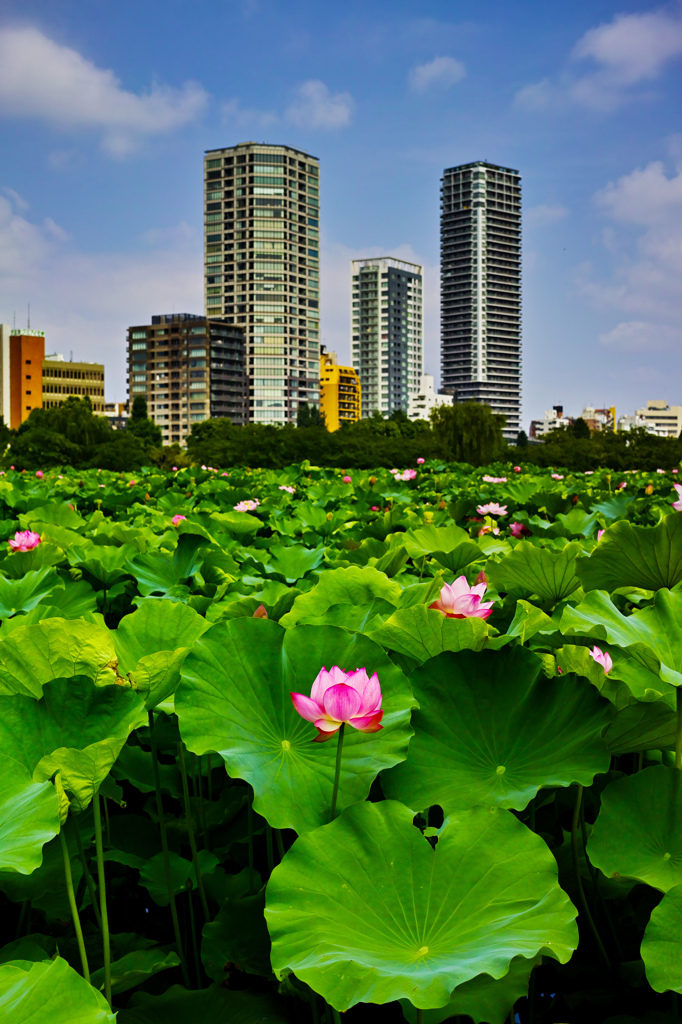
[440,161,521,438]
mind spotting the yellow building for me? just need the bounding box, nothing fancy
[320,349,361,431]
[43,353,105,413]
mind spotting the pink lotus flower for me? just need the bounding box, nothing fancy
[513,466,521,473]
[371,506,380,511]
[35,471,43,479]
[477,502,507,516]
[429,576,494,620]
[253,604,268,619]
[128,480,136,487]
[673,484,682,512]
[478,525,500,536]
[171,514,187,526]
[674,469,679,474]
[342,475,352,483]
[234,499,260,512]
[589,646,613,674]
[584,470,594,475]
[279,485,295,494]
[552,473,564,480]
[482,475,507,483]
[201,465,207,470]
[509,521,532,538]
[9,530,41,552]
[172,466,178,471]
[616,482,627,490]
[394,469,417,481]
[291,666,383,742]
[657,469,666,474]
[597,529,605,541]
[417,457,425,464]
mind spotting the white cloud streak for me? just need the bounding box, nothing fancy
[0,26,208,156]
[409,56,466,92]
[285,80,354,130]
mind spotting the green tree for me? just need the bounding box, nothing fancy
[127,397,162,449]
[516,429,528,448]
[572,417,591,439]
[430,401,505,466]
[297,403,326,428]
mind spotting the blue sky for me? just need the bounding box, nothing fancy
[0,0,681,427]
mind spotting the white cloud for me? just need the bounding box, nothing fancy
[0,197,203,398]
[320,240,441,385]
[409,56,466,92]
[221,99,278,130]
[525,204,569,227]
[285,81,354,130]
[0,26,208,156]
[516,9,682,112]
[599,321,682,352]
[2,187,29,211]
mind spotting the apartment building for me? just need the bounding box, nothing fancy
[319,348,361,431]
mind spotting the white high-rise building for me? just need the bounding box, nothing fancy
[407,373,453,421]
[351,257,423,418]
[203,142,321,424]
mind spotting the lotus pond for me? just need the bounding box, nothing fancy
[2,461,682,1023]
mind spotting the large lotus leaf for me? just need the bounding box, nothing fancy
[403,523,471,559]
[262,545,325,583]
[175,619,415,833]
[70,543,136,587]
[126,551,188,597]
[560,589,682,692]
[90,949,181,996]
[201,888,271,979]
[266,800,577,1011]
[641,884,682,994]
[119,985,287,1024]
[399,955,540,1024]
[0,542,63,578]
[0,677,145,810]
[553,508,600,539]
[504,599,555,643]
[114,599,210,673]
[0,567,63,618]
[0,618,117,697]
[603,702,677,754]
[487,540,582,604]
[430,542,485,575]
[553,644,636,709]
[19,502,85,531]
[140,849,219,906]
[590,492,635,522]
[280,565,402,627]
[0,754,60,873]
[383,648,611,812]
[368,606,490,664]
[0,957,115,1023]
[588,766,682,892]
[209,510,263,537]
[578,515,682,593]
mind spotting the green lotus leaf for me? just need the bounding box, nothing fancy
[209,510,263,537]
[560,589,682,693]
[402,523,471,559]
[0,677,145,810]
[368,606,490,664]
[578,515,682,592]
[0,938,53,966]
[19,502,85,531]
[118,985,287,1024]
[504,599,555,643]
[266,800,577,1011]
[0,567,63,618]
[588,766,682,892]
[262,545,325,583]
[126,551,190,597]
[383,648,611,812]
[0,542,63,578]
[399,954,540,1024]
[487,541,582,604]
[603,702,677,754]
[201,888,272,979]
[590,492,635,522]
[139,849,219,906]
[0,957,115,1023]
[280,565,402,628]
[175,619,415,833]
[641,884,682,993]
[90,949,181,996]
[0,754,60,873]
[553,508,600,538]
[0,618,117,697]
[69,543,136,587]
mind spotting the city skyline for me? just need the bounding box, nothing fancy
[0,2,680,428]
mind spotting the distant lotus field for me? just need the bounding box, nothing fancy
[2,461,682,1023]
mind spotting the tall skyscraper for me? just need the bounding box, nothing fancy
[351,257,423,418]
[440,161,521,439]
[203,143,321,425]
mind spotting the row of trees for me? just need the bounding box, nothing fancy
[2,396,682,471]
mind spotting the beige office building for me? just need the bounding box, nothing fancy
[203,142,321,424]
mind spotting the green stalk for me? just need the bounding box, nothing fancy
[73,822,102,931]
[92,793,111,1007]
[571,785,610,971]
[247,794,255,891]
[331,1008,342,1024]
[59,829,90,982]
[103,795,111,848]
[149,711,191,988]
[330,723,345,822]
[207,753,213,803]
[266,823,274,875]
[416,1010,424,1024]
[186,882,201,989]
[580,799,622,959]
[177,742,210,924]
[14,901,28,940]
[275,828,285,862]
[676,688,682,769]
[196,756,207,842]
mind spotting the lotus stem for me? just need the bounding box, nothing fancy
[177,742,210,924]
[266,823,274,875]
[330,722,345,822]
[59,828,90,982]
[580,796,622,959]
[186,880,201,989]
[416,1010,424,1024]
[149,710,191,988]
[93,792,111,1007]
[73,821,102,931]
[247,792,255,890]
[275,828,285,862]
[102,795,111,848]
[571,784,610,971]
[676,688,682,770]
